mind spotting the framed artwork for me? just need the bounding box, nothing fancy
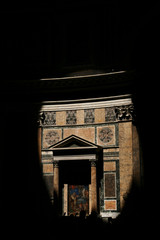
[68,185,89,216]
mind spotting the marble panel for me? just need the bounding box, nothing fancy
[97,125,116,146]
[43,129,62,148]
[43,164,53,173]
[104,173,116,198]
[104,200,117,210]
[77,110,84,125]
[95,108,105,123]
[104,162,116,171]
[63,127,95,143]
[56,111,66,125]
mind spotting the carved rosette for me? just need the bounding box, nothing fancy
[99,127,113,143]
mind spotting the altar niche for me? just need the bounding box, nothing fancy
[61,160,90,216]
[49,135,103,216]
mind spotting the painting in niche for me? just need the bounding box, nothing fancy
[68,185,89,216]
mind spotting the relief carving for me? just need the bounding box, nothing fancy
[99,127,113,143]
[45,130,60,146]
[66,110,77,125]
[84,109,95,124]
[105,107,116,122]
[115,104,134,121]
[38,111,56,126]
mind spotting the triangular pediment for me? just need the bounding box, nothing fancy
[48,135,100,149]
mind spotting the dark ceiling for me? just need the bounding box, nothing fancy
[0,1,156,80]
[0,0,159,99]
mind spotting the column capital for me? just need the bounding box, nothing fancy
[115,104,135,122]
[89,159,97,167]
[53,160,59,168]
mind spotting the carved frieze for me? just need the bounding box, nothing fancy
[104,173,116,198]
[38,104,135,126]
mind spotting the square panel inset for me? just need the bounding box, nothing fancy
[104,162,116,171]
[104,200,117,210]
[97,125,116,146]
[66,110,77,125]
[84,109,95,124]
[43,111,56,125]
[105,107,116,122]
[43,129,62,148]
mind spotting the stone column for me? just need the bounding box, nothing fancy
[119,122,133,209]
[64,184,68,216]
[90,160,97,213]
[53,161,59,214]
[89,184,92,214]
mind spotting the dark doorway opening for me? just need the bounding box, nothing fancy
[60,160,91,184]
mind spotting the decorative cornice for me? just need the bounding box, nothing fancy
[40,95,132,111]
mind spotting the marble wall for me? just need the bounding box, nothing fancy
[39,102,139,217]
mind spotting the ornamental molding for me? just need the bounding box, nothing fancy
[38,104,135,126]
[40,95,132,112]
